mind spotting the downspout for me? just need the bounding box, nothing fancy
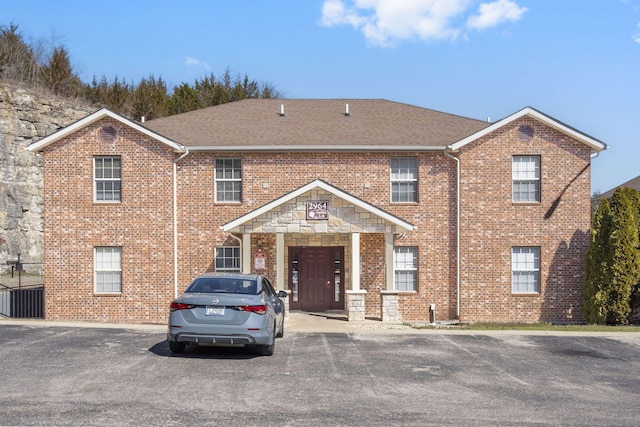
[173,150,190,298]
[444,147,460,318]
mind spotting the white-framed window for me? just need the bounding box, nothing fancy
[512,155,540,202]
[95,247,122,294]
[94,156,121,202]
[394,246,418,291]
[512,247,540,294]
[391,157,418,203]
[215,158,242,202]
[215,247,241,272]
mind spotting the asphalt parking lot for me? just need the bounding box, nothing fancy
[1,320,640,426]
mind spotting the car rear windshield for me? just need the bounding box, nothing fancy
[187,278,257,295]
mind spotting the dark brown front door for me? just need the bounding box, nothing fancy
[289,247,344,311]
[300,247,332,311]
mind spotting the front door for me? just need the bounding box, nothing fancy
[289,247,344,311]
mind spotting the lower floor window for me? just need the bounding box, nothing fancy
[394,246,418,291]
[215,247,240,272]
[512,247,540,293]
[95,247,122,293]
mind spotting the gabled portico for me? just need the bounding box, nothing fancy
[221,179,415,321]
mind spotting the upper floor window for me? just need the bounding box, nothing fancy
[512,155,540,202]
[215,158,242,202]
[95,246,122,294]
[391,157,418,203]
[94,156,121,202]
[215,246,241,272]
[512,247,540,294]
[394,246,418,291]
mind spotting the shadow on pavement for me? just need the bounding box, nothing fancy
[149,339,262,360]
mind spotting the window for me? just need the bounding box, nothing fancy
[391,157,418,203]
[95,247,122,293]
[94,156,121,202]
[394,247,418,291]
[215,247,240,272]
[215,158,242,202]
[512,247,540,294]
[512,156,540,202]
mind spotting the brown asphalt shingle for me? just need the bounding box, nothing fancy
[143,99,490,149]
[596,175,640,199]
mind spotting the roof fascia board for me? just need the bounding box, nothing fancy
[187,145,446,152]
[221,179,415,232]
[26,108,185,152]
[448,107,607,152]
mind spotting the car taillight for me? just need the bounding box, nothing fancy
[238,305,267,315]
[170,301,195,311]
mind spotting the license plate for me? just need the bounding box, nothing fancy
[205,306,225,316]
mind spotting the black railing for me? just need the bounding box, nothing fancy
[0,284,44,318]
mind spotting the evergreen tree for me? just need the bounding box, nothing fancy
[583,188,640,324]
[132,75,168,121]
[0,23,38,85]
[38,46,80,96]
[583,199,614,323]
[167,82,199,115]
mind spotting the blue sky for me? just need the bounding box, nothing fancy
[3,0,639,194]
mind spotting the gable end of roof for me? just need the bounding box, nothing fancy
[25,108,185,152]
[448,106,608,152]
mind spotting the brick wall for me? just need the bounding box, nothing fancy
[41,116,592,324]
[42,118,176,323]
[457,118,591,323]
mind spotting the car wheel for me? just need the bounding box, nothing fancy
[276,318,284,338]
[259,326,276,356]
[169,340,186,353]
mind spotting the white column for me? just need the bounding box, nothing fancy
[242,234,251,274]
[352,232,360,291]
[385,232,394,291]
[276,233,285,290]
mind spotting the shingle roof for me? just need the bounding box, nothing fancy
[142,99,490,150]
[596,175,640,199]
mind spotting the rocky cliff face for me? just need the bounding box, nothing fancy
[0,83,94,270]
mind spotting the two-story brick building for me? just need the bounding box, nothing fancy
[27,99,606,324]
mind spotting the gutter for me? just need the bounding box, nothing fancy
[173,150,190,298]
[444,147,460,319]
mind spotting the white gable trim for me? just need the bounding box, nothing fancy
[25,108,185,152]
[221,179,415,232]
[448,107,607,152]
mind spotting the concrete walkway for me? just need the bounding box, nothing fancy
[3,311,640,336]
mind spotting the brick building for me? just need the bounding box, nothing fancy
[27,99,607,324]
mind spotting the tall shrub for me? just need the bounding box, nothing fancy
[583,188,640,324]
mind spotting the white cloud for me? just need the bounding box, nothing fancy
[320,0,527,47]
[634,23,640,44]
[467,0,527,31]
[185,56,211,71]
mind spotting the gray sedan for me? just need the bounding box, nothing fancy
[167,273,287,356]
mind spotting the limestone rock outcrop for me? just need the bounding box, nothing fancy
[0,83,94,270]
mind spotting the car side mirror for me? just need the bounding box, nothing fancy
[277,290,288,298]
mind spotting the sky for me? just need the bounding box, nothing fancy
[3,0,639,194]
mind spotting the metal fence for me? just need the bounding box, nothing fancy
[0,263,44,318]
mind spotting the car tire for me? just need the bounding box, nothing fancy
[169,340,186,353]
[276,319,284,338]
[259,326,276,356]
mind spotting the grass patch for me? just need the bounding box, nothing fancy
[409,322,640,332]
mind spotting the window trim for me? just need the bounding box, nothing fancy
[94,156,122,203]
[215,246,241,272]
[215,157,242,203]
[512,155,541,203]
[94,246,122,294]
[390,157,418,203]
[511,246,540,294]
[393,246,418,292]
